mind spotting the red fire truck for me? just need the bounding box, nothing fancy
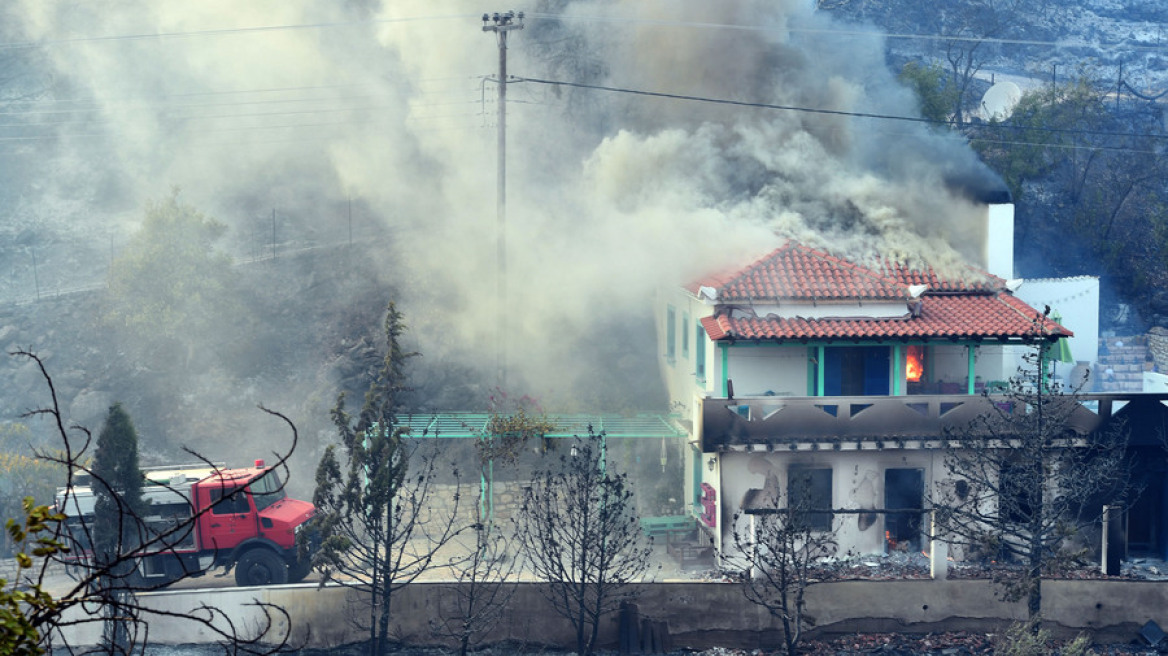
[56,460,316,587]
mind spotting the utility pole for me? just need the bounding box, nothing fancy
[482,10,523,388]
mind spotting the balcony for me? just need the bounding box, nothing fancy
[699,392,1168,452]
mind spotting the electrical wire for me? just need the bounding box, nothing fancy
[0,10,1161,56]
[523,11,1168,54]
[0,13,480,51]
[515,76,1168,142]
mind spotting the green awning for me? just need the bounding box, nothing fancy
[1048,311,1075,364]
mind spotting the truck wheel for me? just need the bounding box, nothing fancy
[287,558,312,583]
[235,549,289,586]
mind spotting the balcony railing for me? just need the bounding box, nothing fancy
[699,392,1168,451]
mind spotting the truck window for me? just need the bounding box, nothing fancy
[210,486,250,515]
[250,471,286,512]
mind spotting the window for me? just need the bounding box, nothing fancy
[666,306,676,364]
[788,467,832,531]
[210,486,251,515]
[250,471,287,511]
[682,312,690,358]
[695,323,706,383]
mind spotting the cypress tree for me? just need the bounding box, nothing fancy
[92,402,145,560]
[91,402,145,653]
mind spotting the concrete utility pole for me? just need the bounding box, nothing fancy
[482,10,523,388]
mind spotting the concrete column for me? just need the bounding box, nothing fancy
[1102,505,1124,576]
[929,510,948,580]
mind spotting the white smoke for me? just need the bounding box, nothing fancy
[9,0,1002,408]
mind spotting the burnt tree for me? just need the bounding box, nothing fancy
[729,471,839,656]
[515,431,653,656]
[933,337,1130,620]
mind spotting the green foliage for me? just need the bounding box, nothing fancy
[898,61,960,126]
[305,303,462,656]
[971,71,1168,308]
[0,424,64,559]
[479,391,558,464]
[973,76,1109,200]
[992,618,1094,656]
[0,497,67,656]
[103,189,237,361]
[91,403,144,564]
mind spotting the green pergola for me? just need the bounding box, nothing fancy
[396,413,686,439]
[396,413,687,524]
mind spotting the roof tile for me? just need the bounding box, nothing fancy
[692,242,1069,342]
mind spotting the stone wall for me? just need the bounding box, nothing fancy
[55,578,1168,651]
[1148,327,1168,373]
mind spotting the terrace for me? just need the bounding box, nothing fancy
[698,392,1168,452]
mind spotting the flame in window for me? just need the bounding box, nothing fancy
[906,345,924,382]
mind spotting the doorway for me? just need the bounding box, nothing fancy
[884,468,924,553]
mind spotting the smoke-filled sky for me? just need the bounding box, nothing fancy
[7,0,1005,401]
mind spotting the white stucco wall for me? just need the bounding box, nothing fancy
[714,448,941,557]
[1014,276,1101,368]
[726,346,809,397]
[984,203,1015,280]
[657,288,717,421]
[743,300,909,320]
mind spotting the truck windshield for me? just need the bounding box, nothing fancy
[250,471,286,511]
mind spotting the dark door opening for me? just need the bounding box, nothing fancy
[884,468,924,553]
[1128,470,1166,558]
[824,346,890,396]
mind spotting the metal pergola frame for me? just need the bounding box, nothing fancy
[396,413,687,439]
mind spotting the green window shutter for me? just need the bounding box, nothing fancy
[666,305,676,364]
[695,322,706,383]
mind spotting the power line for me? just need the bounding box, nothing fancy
[515,76,1168,143]
[0,10,1162,57]
[524,12,1168,54]
[0,13,480,51]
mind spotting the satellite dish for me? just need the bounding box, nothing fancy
[980,81,1022,121]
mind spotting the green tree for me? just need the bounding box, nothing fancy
[0,497,67,656]
[972,73,1168,312]
[0,424,63,559]
[91,403,145,561]
[306,304,464,656]
[515,431,653,656]
[898,61,960,126]
[90,403,146,654]
[103,189,237,366]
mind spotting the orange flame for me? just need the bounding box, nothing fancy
[905,345,924,382]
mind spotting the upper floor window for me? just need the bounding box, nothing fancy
[695,322,706,383]
[666,306,676,364]
[682,312,690,359]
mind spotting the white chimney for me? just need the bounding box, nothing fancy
[984,203,1014,280]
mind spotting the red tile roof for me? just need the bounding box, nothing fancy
[688,242,1001,301]
[693,242,1070,343]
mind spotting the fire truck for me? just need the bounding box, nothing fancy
[56,460,316,587]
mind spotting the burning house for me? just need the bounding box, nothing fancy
[656,195,1168,560]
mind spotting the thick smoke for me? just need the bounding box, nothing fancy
[8,0,1002,418]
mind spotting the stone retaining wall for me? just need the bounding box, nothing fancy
[54,578,1168,651]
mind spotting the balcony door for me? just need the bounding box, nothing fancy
[824,346,890,396]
